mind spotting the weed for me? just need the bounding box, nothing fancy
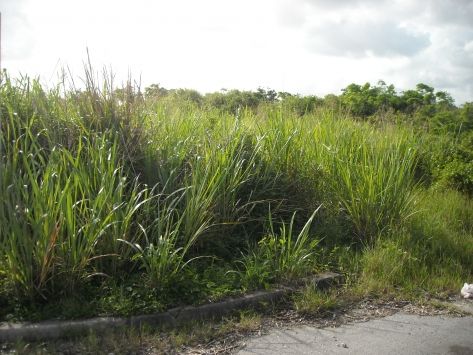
[236,207,321,289]
[294,286,341,315]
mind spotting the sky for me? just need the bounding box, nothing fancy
[1,0,473,103]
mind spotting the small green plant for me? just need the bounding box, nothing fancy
[356,239,417,296]
[234,251,273,291]
[123,235,194,290]
[294,286,340,315]
[237,207,321,289]
[119,187,205,290]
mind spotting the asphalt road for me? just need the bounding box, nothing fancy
[238,303,473,355]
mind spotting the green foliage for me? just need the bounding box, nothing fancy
[356,189,473,298]
[237,208,321,290]
[294,287,340,315]
[417,127,473,195]
[341,82,385,116]
[279,94,322,116]
[0,126,148,298]
[308,117,419,245]
[1,70,472,322]
[205,90,259,113]
[170,89,203,105]
[340,81,456,118]
[144,83,169,98]
[119,189,199,290]
[459,102,473,131]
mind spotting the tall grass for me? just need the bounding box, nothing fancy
[356,189,473,297]
[254,111,419,245]
[1,70,467,317]
[0,99,145,298]
[310,118,418,244]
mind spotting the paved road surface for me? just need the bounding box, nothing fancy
[238,303,473,355]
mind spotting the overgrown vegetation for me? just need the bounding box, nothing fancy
[0,69,472,323]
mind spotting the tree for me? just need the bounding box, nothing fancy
[145,84,169,98]
[340,82,379,117]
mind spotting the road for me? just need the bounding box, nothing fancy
[238,302,473,355]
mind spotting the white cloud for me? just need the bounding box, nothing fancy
[2,0,472,103]
[423,0,473,27]
[307,21,430,57]
[1,0,35,60]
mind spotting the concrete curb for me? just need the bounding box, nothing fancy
[0,272,343,342]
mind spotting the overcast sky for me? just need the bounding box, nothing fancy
[2,0,473,103]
